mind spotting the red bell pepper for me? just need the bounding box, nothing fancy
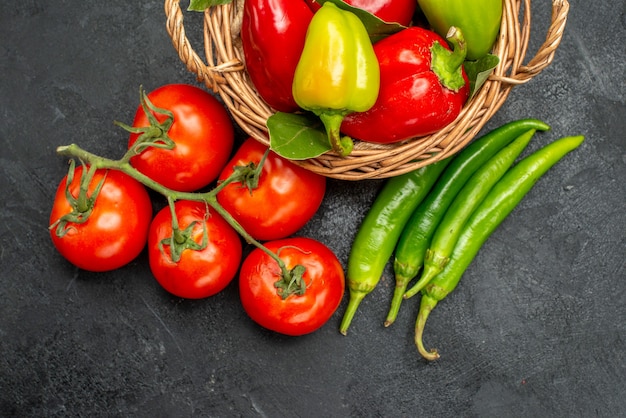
[306,0,416,27]
[240,0,313,113]
[341,26,470,144]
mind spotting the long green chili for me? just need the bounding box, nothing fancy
[387,119,551,325]
[415,135,584,360]
[408,129,537,298]
[339,158,450,334]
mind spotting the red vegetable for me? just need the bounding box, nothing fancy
[148,200,242,299]
[128,84,234,192]
[241,0,313,112]
[239,237,345,336]
[49,165,152,272]
[306,0,416,27]
[341,26,470,144]
[217,138,326,241]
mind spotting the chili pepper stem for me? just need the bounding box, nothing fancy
[339,290,366,335]
[384,275,412,326]
[403,271,437,299]
[318,112,354,157]
[404,250,449,299]
[415,294,440,361]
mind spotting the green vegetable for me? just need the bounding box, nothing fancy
[267,112,331,160]
[292,1,380,156]
[415,134,585,361]
[187,0,231,12]
[411,129,536,297]
[417,0,502,61]
[316,0,407,43]
[388,119,551,325]
[339,158,450,335]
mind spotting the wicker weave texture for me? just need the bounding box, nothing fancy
[164,0,569,180]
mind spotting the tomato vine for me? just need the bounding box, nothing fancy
[58,141,301,278]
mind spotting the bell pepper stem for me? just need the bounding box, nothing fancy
[318,112,354,157]
[431,26,468,92]
[444,27,467,71]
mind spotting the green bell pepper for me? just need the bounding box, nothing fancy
[417,0,502,61]
[292,2,380,156]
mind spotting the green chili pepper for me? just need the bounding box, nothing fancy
[339,158,451,335]
[415,134,585,361]
[411,129,536,297]
[387,119,550,326]
[417,0,502,61]
[292,1,380,156]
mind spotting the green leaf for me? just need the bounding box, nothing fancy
[464,54,500,99]
[187,0,231,12]
[315,0,405,43]
[267,112,332,160]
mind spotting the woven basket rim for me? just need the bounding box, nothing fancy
[165,0,570,180]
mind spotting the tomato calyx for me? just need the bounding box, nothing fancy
[219,149,270,194]
[115,86,176,155]
[274,264,307,299]
[49,159,106,237]
[272,245,312,299]
[158,199,210,263]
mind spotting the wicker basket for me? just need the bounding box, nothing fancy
[164,0,569,180]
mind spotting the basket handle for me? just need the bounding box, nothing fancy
[164,0,226,92]
[495,0,570,85]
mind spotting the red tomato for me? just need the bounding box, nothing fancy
[148,200,242,299]
[128,84,235,192]
[217,138,326,241]
[49,166,152,272]
[239,237,345,336]
[306,0,416,26]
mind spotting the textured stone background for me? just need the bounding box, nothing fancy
[1,0,625,416]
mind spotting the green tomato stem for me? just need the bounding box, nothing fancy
[76,164,98,212]
[166,198,187,246]
[115,85,176,163]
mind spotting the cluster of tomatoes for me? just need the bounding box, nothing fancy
[49,84,345,336]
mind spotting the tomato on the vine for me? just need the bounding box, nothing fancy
[217,138,326,241]
[148,200,242,299]
[239,237,345,336]
[128,84,234,192]
[49,165,152,272]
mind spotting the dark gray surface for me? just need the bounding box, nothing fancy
[1,1,625,417]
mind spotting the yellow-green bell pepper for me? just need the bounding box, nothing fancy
[292,2,380,156]
[417,0,502,61]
